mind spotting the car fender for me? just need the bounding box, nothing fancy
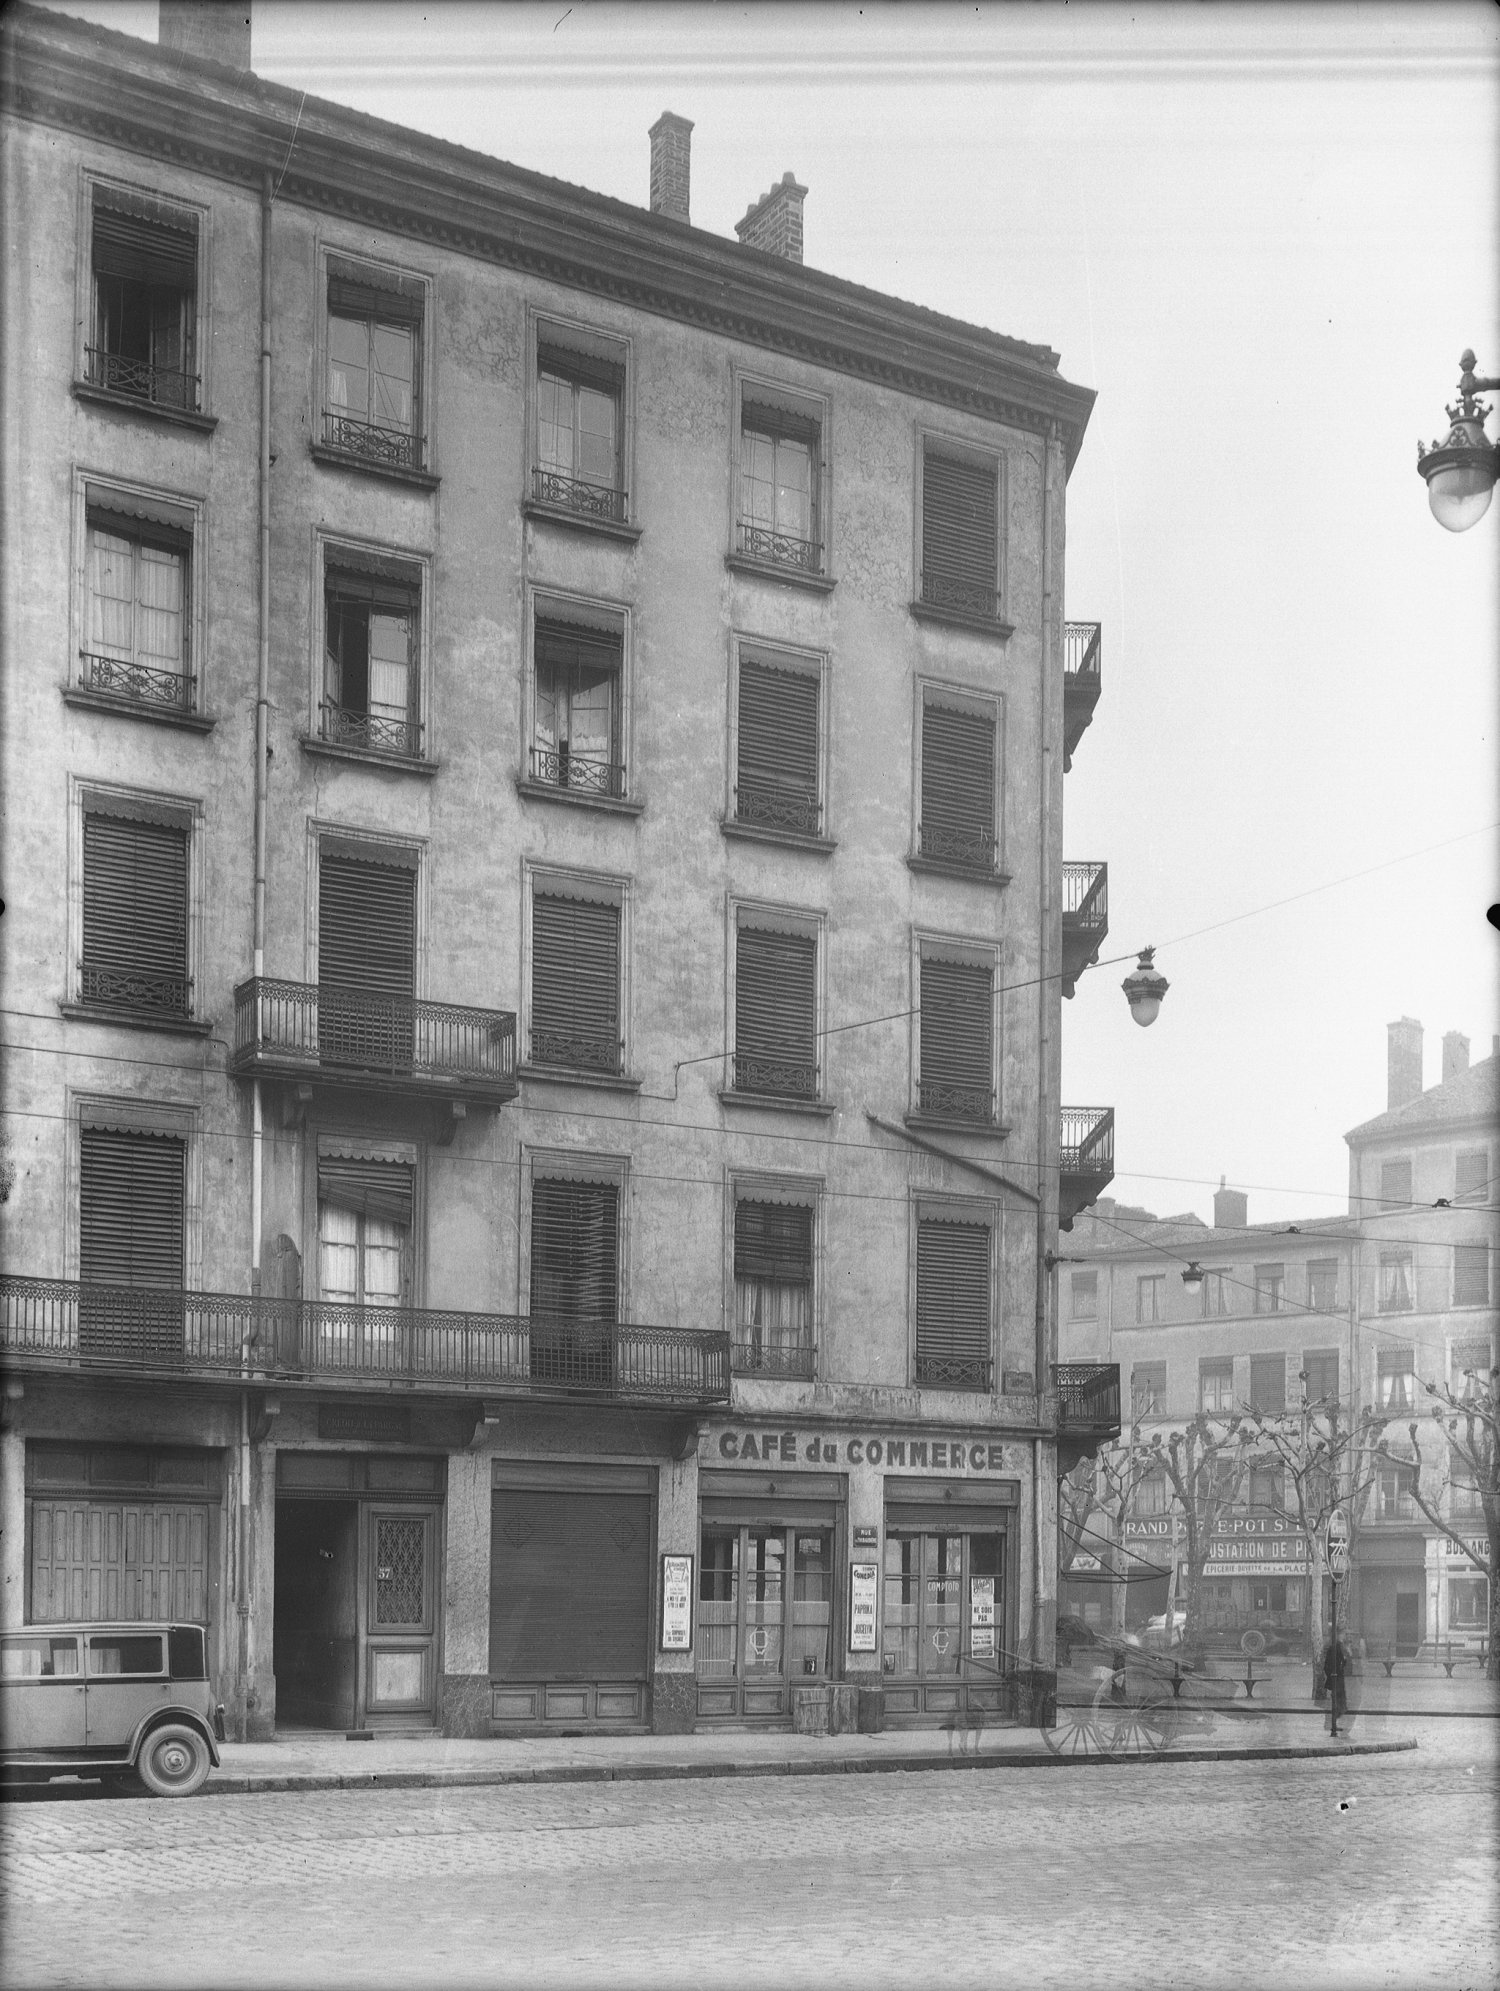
[130,1707,221,1770]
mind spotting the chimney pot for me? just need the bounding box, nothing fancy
[1387,1016,1424,1110]
[1442,1031,1470,1082]
[159,0,252,69]
[1213,1182,1248,1232]
[649,112,693,225]
[735,172,808,264]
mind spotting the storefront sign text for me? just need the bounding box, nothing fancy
[716,1429,1011,1472]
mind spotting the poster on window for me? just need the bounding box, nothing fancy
[970,1575,996,1661]
[660,1554,693,1651]
[849,1561,878,1652]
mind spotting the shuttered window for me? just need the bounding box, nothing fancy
[89,192,198,410]
[735,926,817,1100]
[79,1126,185,1362]
[318,853,417,1069]
[530,1180,618,1388]
[918,955,993,1122]
[532,621,622,796]
[915,1218,992,1389]
[736,660,820,835]
[1454,1244,1490,1308]
[920,702,995,870]
[531,895,621,1074]
[81,811,190,1017]
[921,451,998,620]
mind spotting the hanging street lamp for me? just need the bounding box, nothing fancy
[1418,350,1500,532]
[1121,946,1169,1028]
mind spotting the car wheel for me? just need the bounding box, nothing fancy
[136,1723,211,1798]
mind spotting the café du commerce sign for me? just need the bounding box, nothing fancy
[710,1426,1017,1473]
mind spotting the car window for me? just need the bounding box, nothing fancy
[85,1634,166,1678]
[1,1634,81,1679]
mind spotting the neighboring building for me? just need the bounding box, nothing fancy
[0,3,1116,1738]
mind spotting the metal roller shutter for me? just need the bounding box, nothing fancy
[922,453,997,605]
[919,957,993,1117]
[921,704,994,861]
[915,1218,991,1379]
[82,813,190,1015]
[531,895,620,1072]
[489,1488,650,1681]
[737,661,819,830]
[735,927,816,1096]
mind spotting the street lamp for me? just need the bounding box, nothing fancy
[1180,1261,1205,1290]
[1417,350,1500,532]
[1121,947,1169,1028]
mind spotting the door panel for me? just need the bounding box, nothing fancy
[29,1499,210,1625]
[0,1634,85,1752]
[364,1508,435,1722]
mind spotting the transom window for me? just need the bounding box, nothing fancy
[82,493,193,711]
[917,948,994,1125]
[733,652,821,837]
[918,694,998,873]
[532,619,623,798]
[323,563,421,759]
[733,1199,814,1378]
[920,444,1000,623]
[88,185,199,411]
[738,402,820,573]
[535,341,625,522]
[325,269,424,471]
[915,1213,992,1391]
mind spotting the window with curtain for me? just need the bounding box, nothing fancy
[733,1200,814,1375]
[84,516,188,707]
[323,568,419,757]
[1200,1360,1234,1413]
[532,620,622,797]
[919,699,997,872]
[1377,1345,1416,1412]
[1201,1269,1234,1318]
[1131,1362,1166,1416]
[316,1158,412,1307]
[89,187,198,408]
[920,447,999,620]
[1452,1337,1494,1394]
[1070,1270,1098,1320]
[1136,1275,1163,1324]
[1307,1259,1339,1311]
[325,271,422,468]
[1254,1264,1284,1314]
[1379,1252,1414,1313]
[535,345,624,518]
[738,403,819,571]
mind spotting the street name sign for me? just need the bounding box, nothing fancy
[1326,1508,1351,1582]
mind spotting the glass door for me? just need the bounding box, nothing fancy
[362,1506,436,1727]
[882,1529,1006,1719]
[697,1523,834,1719]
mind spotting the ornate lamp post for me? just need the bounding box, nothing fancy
[1417,350,1500,532]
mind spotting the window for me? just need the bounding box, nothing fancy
[1070,1270,1097,1320]
[80,489,195,711]
[737,399,820,573]
[317,1155,412,1307]
[529,1177,619,1387]
[1448,1577,1489,1629]
[1136,1274,1163,1324]
[324,262,424,471]
[80,801,191,1019]
[1379,1250,1414,1313]
[529,880,623,1077]
[1377,1346,1416,1414]
[1254,1264,1284,1314]
[322,558,422,758]
[1307,1259,1339,1312]
[1455,1150,1489,1201]
[1379,1159,1412,1211]
[1377,1462,1416,1521]
[317,846,418,1068]
[1302,1349,1340,1405]
[731,647,822,837]
[701,1526,832,1683]
[1131,1468,1169,1517]
[1252,1579,1290,1614]
[916,945,993,1124]
[733,1199,814,1377]
[1201,1269,1234,1318]
[1454,1243,1490,1309]
[86,1633,165,1677]
[1249,1465,1282,1510]
[917,689,999,874]
[533,331,626,522]
[919,441,1000,623]
[1131,1362,1166,1417]
[78,1124,185,1361]
[1249,1355,1286,1414]
[530,617,624,798]
[733,911,819,1103]
[882,1530,1003,1683]
[1452,1337,1494,1394]
[914,1211,992,1390]
[87,184,199,410]
[1200,1359,1234,1414]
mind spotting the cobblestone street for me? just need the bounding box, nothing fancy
[3,1719,1495,1990]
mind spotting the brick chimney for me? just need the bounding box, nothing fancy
[649,113,693,225]
[1213,1176,1248,1232]
[159,1,252,69]
[1388,1016,1424,1109]
[735,173,808,263]
[1442,1031,1470,1083]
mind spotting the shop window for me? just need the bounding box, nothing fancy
[917,691,999,874]
[882,1530,1003,1682]
[80,802,191,1020]
[1379,1251,1414,1313]
[737,399,821,574]
[1131,1362,1166,1417]
[731,647,822,838]
[528,1178,618,1388]
[1200,1359,1234,1414]
[317,845,419,1068]
[1448,1577,1488,1629]
[1302,1349,1339,1405]
[732,1200,814,1377]
[1136,1274,1163,1324]
[530,614,625,800]
[1070,1270,1097,1320]
[732,911,820,1103]
[1201,1268,1233,1318]
[698,1527,831,1682]
[1453,1242,1490,1309]
[1379,1158,1412,1211]
[914,1214,992,1390]
[916,946,994,1124]
[528,879,624,1077]
[1251,1579,1289,1614]
[324,262,425,472]
[918,441,1001,624]
[81,492,195,712]
[1377,1345,1416,1413]
[1253,1264,1284,1314]
[322,558,423,759]
[87,184,199,410]
[533,332,626,523]
[1249,1355,1286,1414]
[1454,1149,1490,1202]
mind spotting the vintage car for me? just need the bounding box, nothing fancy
[0,1622,224,1797]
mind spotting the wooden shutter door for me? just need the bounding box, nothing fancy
[531,895,620,1073]
[921,704,995,868]
[922,454,997,615]
[318,854,416,1068]
[735,928,817,1098]
[737,661,820,834]
[82,813,189,1016]
[79,1127,185,1362]
[916,1219,991,1388]
[529,1179,618,1387]
[919,957,993,1121]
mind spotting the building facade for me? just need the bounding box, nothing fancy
[0,4,1118,1738]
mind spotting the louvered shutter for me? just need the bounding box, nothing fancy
[79,1127,185,1362]
[317,1156,414,1229]
[919,957,993,1121]
[915,1219,991,1386]
[922,453,998,615]
[529,1179,618,1387]
[920,704,995,868]
[92,200,197,291]
[735,927,817,1098]
[531,895,621,1072]
[318,855,417,1068]
[737,661,820,834]
[537,344,625,395]
[327,277,423,326]
[734,1202,813,1282]
[81,813,190,1016]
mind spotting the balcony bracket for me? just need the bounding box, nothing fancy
[1,1376,23,1431]
[467,1398,508,1447]
[250,1392,281,1445]
[435,1100,467,1148]
[280,1083,314,1131]
[669,1417,701,1463]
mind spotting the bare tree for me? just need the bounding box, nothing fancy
[1145,1412,1255,1649]
[1060,1440,1157,1639]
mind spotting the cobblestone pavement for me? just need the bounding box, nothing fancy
[2,1718,1495,1991]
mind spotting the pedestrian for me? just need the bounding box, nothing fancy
[1320,1632,1349,1721]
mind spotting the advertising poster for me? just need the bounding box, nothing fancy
[660,1553,693,1651]
[970,1575,996,1661]
[849,1561,878,1652]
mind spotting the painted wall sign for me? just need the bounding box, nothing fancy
[1122,1513,1309,1576]
[1441,1537,1488,1563]
[714,1428,1013,1473]
[849,1562,879,1652]
[660,1554,694,1651]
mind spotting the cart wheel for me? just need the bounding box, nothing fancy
[1092,1679,1173,1759]
[1043,1699,1104,1757]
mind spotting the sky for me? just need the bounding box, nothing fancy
[45,0,1500,1226]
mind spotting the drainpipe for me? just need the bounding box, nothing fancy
[1033,422,1061,1677]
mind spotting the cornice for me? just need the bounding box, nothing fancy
[1,5,1095,468]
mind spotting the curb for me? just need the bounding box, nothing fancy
[201,1736,1416,1798]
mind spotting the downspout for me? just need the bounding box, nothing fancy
[1033,423,1061,1680]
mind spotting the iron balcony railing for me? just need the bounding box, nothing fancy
[84,347,201,412]
[531,466,628,524]
[231,978,517,1100]
[79,963,193,1019]
[918,820,998,872]
[917,1079,994,1124]
[732,1055,819,1102]
[0,1277,731,1406]
[1054,1363,1122,1440]
[920,572,1000,621]
[79,650,195,712]
[914,1353,994,1392]
[1062,861,1108,930]
[320,702,424,760]
[1062,622,1103,773]
[736,520,822,573]
[731,1339,817,1381]
[529,1028,624,1077]
[322,409,424,473]
[734,778,821,838]
[528,744,626,800]
[1063,622,1102,681]
[1060,1105,1115,1179]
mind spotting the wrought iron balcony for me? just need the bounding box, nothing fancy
[231,978,517,1105]
[731,1339,817,1381]
[736,520,822,574]
[528,744,625,800]
[84,346,201,412]
[1055,1363,1122,1444]
[320,702,424,760]
[530,466,628,524]
[0,1277,730,1408]
[78,649,195,713]
[732,1055,819,1102]
[78,963,193,1020]
[920,572,1001,622]
[917,1080,995,1124]
[321,409,424,473]
[1059,1105,1114,1230]
[528,1026,624,1078]
[917,818,998,874]
[915,1353,994,1392]
[1062,621,1102,771]
[734,777,821,838]
[1061,861,1109,997]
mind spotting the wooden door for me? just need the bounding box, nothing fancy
[362,1506,436,1725]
